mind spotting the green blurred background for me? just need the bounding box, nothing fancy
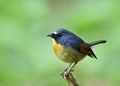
[0,0,120,86]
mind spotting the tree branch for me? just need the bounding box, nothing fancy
[61,70,79,86]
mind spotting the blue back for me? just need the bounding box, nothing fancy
[54,29,85,47]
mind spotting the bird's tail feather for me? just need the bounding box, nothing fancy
[88,40,107,46]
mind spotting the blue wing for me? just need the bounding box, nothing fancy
[60,35,84,47]
[59,35,97,59]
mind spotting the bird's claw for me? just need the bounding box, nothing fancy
[60,68,74,76]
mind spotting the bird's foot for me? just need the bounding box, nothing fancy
[60,68,74,77]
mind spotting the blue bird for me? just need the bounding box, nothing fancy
[47,29,106,71]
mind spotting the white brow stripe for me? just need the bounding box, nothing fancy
[53,31,57,34]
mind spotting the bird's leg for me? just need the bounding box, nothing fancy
[68,62,78,72]
[60,63,72,75]
[64,63,72,71]
[61,62,78,76]
[61,63,72,75]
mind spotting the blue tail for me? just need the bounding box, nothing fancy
[88,40,106,47]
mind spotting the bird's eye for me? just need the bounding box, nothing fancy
[57,34,62,37]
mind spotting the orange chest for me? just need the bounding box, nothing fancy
[51,39,85,63]
[52,39,63,54]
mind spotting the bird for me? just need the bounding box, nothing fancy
[47,29,106,72]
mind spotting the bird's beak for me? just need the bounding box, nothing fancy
[47,34,52,37]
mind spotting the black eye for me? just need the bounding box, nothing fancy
[57,33,62,37]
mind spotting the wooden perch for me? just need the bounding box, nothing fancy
[61,70,79,86]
